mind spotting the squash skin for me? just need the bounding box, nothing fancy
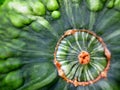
[0,0,120,90]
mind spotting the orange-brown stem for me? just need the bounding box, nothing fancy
[78,51,90,64]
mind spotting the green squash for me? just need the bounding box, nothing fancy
[0,0,120,90]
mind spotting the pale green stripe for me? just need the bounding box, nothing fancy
[36,17,59,37]
[78,66,83,81]
[74,32,82,51]
[82,32,86,48]
[75,65,81,78]
[88,36,96,48]
[57,51,67,55]
[66,63,79,79]
[65,38,79,52]
[89,12,96,30]
[64,0,76,28]
[90,62,100,74]
[105,29,120,40]
[61,61,78,75]
[59,60,77,65]
[91,57,106,60]
[85,66,91,81]
[61,40,67,44]
[91,63,103,71]
[93,61,105,70]
[18,70,57,90]
[87,69,94,80]
[57,50,77,56]
[59,44,69,51]
[86,32,89,40]
[91,44,103,54]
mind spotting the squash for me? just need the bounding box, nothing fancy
[0,0,120,90]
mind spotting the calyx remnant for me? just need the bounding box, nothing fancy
[54,29,111,86]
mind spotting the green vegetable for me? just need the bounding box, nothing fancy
[21,62,57,90]
[5,58,22,70]
[0,46,12,59]
[11,39,26,48]
[6,27,20,38]
[107,0,115,8]
[72,0,81,3]
[0,0,5,6]
[29,1,46,16]
[0,60,9,73]
[51,11,61,19]
[47,0,59,11]
[9,13,32,27]
[0,0,120,90]
[3,70,23,89]
[40,0,48,4]
[114,0,120,10]
[86,0,103,11]
[0,58,22,73]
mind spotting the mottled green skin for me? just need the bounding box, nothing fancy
[0,0,120,90]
